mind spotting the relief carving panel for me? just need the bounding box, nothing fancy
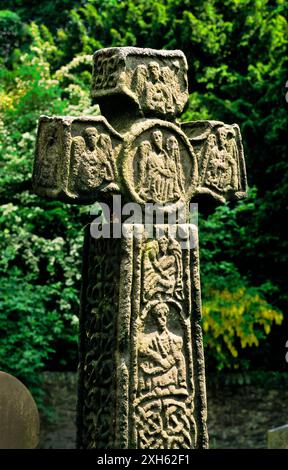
[122,120,198,205]
[92,47,188,118]
[33,116,122,202]
[33,120,61,192]
[115,226,206,449]
[77,235,121,449]
[182,120,247,202]
[69,126,118,193]
[134,234,195,449]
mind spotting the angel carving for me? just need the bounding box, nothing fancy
[201,126,239,192]
[69,127,116,193]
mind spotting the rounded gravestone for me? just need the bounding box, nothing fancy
[0,371,40,449]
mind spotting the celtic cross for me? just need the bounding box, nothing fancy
[33,47,247,449]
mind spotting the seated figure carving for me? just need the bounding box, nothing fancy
[138,303,187,397]
[142,236,184,303]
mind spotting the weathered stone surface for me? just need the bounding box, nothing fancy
[76,231,121,449]
[77,224,208,449]
[92,47,188,120]
[33,115,247,206]
[122,119,198,205]
[0,371,39,449]
[33,115,122,202]
[182,120,247,203]
[268,424,288,449]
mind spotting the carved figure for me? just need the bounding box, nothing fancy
[132,64,149,98]
[166,135,185,194]
[136,301,194,449]
[37,125,59,187]
[132,60,186,115]
[202,127,239,192]
[138,302,187,396]
[217,126,239,190]
[97,133,117,179]
[161,63,181,112]
[70,135,85,183]
[145,62,167,114]
[137,140,153,196]
[71,127,115,192]
[142,236,184,303]
[138,130,184,202]
[133,61,183,115]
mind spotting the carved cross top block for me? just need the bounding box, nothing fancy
[33,48,247,206]
[92,47,189,119]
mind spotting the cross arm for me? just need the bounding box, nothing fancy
[181,120,247,204]
[32,115,123,204]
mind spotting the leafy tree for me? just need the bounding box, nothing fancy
[0,9,25,65]
[0,23,94,403]
[0,0,287,390]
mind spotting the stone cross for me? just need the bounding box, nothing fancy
[32,47,247,449]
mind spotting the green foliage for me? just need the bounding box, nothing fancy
[0,1,80,32]
[0,196,84,406]
[0,10,24,64]
[0,0,287,397]
[202,283,282,369]
[199,188,284,369]
[0,22,93,404]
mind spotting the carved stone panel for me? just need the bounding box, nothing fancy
[182,120,247,202]
[122,119,198,206]
[77,232,121,449]
[92,47,189,119]
[33,115,122,203]
[116,224,208,449]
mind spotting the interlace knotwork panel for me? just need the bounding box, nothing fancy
[81,237,120,449]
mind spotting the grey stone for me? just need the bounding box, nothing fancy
[268,424,288,449]
[0,371,39,449]
[92,47,189,121]
[33,115,122,203]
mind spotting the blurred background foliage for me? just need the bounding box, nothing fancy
[0,0,287,403]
